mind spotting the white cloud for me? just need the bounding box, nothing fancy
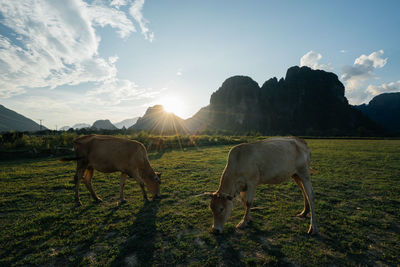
[355,50,387,68]
[300,51,333,71]
[110,0,128,8]
[366,80,400,96]
[341,50,388,104]
[0,0,153,99]
[341,50,387,84]
[129,0,154,42]
[88,3,136,38]
[108,55,119,64]
[340,50,348,53]
[86,79,162,105]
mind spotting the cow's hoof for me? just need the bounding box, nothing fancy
[95,198,103,203]
[119,199,127,205]
[296,212,308,218]
[75,201,82,207]
[212,228,222,234]
[236,220,247,229]
[307,227,319,236]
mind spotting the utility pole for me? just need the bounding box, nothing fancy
[38,119,43,131]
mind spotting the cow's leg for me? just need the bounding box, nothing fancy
[119,173,128,204]
[299,172,319,235]
[236,184,256,229]
[130,169,149,201]
[138,181,148,201]
[74,162,87,207]
[82,168,102,203]
[292,175,310,218]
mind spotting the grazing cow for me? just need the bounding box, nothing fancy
[61,135,161,207]
[208,137,318,235]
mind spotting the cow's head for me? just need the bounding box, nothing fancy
[146,172,161,198]
[209,192,233,234]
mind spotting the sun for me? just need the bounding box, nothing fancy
[159,97,185,117]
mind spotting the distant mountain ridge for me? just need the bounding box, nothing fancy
[185,66,382,136]
[72,123,90,129]
[0,104,47,132]
[59,123,90,131]
[59,126,71,131]
[126,66,397,136]
[114,117,139,129]
[91,119,117,130]
[129,105,187,134]
[356,92,400,133]
[1,66,398,135]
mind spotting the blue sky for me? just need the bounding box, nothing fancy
[1,0,400,128]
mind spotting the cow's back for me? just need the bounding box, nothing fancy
[227,137,310,184]
[74,135,146,173]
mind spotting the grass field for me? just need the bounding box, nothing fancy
[1,139,399,266]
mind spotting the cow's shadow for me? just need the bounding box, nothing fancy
[213,232,245,267]
[110,198,160,266]
[212,223,287,266]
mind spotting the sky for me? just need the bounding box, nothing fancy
[1,0,400,129]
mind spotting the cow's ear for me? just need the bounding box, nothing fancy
[155,172,162,178]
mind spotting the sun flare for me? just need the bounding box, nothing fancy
[159,97,185,117]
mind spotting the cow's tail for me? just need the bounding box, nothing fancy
[309,167,317,175]
[59,156,83,162]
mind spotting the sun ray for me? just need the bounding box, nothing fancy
[158,97,185,118]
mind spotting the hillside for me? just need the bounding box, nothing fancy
[91,119,117,130]
[186,66,382,136]
[114,117,139,129]
[130,105,187,134]
[184,106,211,134]
[72,123,90,129]
[0,104,46,132]
[355,92,400,133]
[59,126,71,131]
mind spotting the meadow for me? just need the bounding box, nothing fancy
[0,139,399,266]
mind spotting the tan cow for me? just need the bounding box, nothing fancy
[61,135,161,207]
[208,137,319,235]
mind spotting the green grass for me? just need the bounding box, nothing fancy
[1,139,399,266]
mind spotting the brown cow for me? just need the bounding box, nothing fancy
[61,135,161,207]
[208,137,318,235]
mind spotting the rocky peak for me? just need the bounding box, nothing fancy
[188,65,380,135]
[210,76,260,106]
[130,105,186,134]
[208,76,261,131]
[91,119,117,130]
[283,66,346,103]
[368,92,400,108]
[355,92,400,132]
[143,105,165,115]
